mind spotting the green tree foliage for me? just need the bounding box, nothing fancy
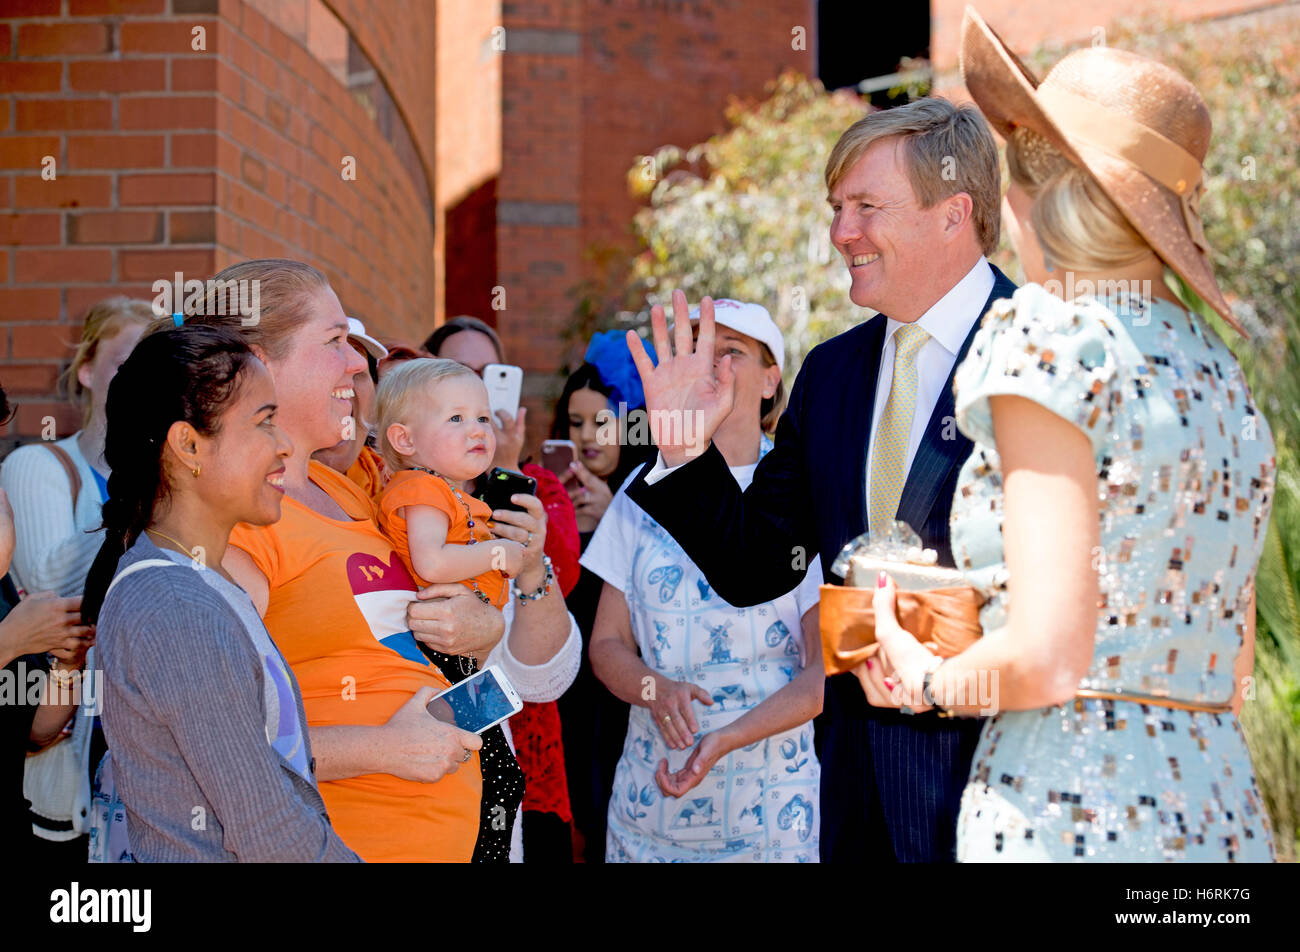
[610,71,867,386]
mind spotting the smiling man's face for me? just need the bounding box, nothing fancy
[828,136,952,321]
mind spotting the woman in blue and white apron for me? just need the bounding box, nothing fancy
[583,300,823,862]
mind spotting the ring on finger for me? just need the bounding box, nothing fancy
[461,748,473,763]
[526,531,534,547]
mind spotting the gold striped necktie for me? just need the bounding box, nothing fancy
[869,322,929,538]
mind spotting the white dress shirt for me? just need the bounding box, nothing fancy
[864,257,994,522]
[644,259,995,495]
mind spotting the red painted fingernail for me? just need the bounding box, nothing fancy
[865,659,873,670]
[877,571,887,588]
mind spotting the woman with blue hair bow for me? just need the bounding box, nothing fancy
[551,329,660,862]
[553,329,658,532]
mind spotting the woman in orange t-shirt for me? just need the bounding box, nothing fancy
[185,260,567,862]
[326,319,582,863]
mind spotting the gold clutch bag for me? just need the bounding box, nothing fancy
[819,524,985,676]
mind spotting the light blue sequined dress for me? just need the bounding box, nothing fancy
[949,284,1275,862]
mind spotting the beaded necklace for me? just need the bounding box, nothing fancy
[408,465,495,608]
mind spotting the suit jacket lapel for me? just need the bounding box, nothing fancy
[846,314,887,534]
[894,265,1017,533]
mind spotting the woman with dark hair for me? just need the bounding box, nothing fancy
[551,331,658,862]
[83,324,359,861]
[550,364,646,523]
[424,316,504,376]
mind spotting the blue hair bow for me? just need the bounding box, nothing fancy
[585,329,657,413]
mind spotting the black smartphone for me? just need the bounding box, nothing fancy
[476,467,537,514]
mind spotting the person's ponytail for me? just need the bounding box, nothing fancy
[82,324,254,624]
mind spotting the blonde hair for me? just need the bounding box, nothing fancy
[62,296,154,425]
[178,258,331,362]
[375,357,480,472]
[825,98,1001,256]
[1005,127,1150,271]
[687,324,787,435]
[758,344,786,435]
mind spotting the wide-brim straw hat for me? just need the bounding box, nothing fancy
[960,6,1245,336]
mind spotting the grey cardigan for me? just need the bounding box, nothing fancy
[98,535,359,862]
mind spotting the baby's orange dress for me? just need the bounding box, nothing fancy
[378,469,508,608]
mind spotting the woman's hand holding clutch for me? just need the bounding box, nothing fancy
[854,649,930,713]
[871,572,946,712]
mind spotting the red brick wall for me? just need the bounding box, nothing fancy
[322,0,437,196]
[211,0,434,336]
[0,0,435,444]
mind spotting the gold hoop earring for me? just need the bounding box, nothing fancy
[192,464,201,478]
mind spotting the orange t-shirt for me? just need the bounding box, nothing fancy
[346,444,388,500]
[377,469,508,608]
[228,461,481,862]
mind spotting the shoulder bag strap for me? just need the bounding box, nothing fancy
[105,558,182,600]
[41,443,82,511]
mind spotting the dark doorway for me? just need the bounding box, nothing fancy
[444,177,500,326]
[817,0,931,106]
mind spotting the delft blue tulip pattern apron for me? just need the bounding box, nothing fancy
[605,438,821,863]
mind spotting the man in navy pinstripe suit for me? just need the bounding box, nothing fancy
[622,98,1016,861]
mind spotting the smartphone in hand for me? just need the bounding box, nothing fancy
[540,439,576,479]
[482,364,522,419]
[426,664,524,734]
[476,467,536,514]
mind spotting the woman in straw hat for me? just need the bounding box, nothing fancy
[870,7,1275,861]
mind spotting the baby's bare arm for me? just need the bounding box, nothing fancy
[405,505,523,584]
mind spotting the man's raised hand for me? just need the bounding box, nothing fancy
[625,289,735,468]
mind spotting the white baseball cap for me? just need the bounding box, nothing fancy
[681,298,784,372]
[347,317,388,361]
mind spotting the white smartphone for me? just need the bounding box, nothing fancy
[425,664,523,734]
[483,363,523,419]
